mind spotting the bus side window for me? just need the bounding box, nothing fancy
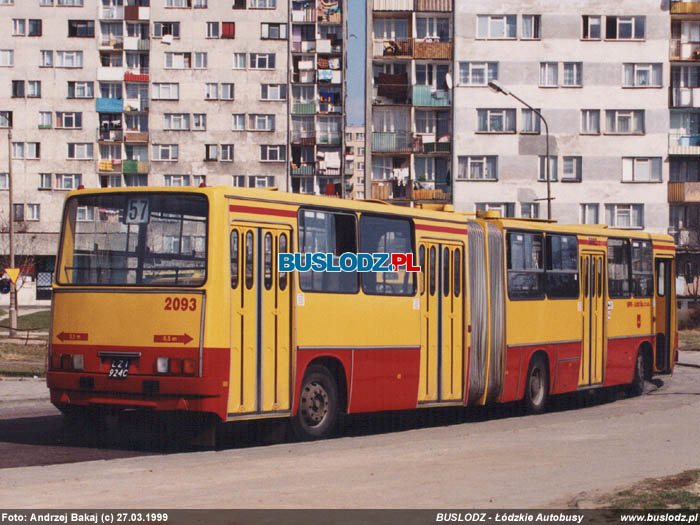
[597,258,603,297]
[443,247,450,297]
[419,245,425,296]
[545,234,578,299]
[230,230,239,289]
[245,231,254,290]
[279,233,288,291]
[264,232,273,291]
[607,238,631,298]
[429,246,436,296]
[583,258,589,298]
[506,231,544,300]
[657,260,665,297]
[631,240,653,298]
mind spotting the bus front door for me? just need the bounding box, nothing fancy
[580,252,606,386]
[418,240,465,404]
[228,225,292,417]
[654,257,673,373]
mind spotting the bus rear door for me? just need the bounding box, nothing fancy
[654,257,673,373]
[228,223,292,417]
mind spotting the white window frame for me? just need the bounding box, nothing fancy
[192,114,206,131]
[521,202,540,218]
[249,114,275,131]
[582,15,601,40]
[261,84,286,101]
[0,50,14,67]
[56,50,83,68]
[152,144,179,161]
[457,156,498,181]
[67,143,92,160]
[605,204,644,229]
[249,53,275,69]
[233,52,246,69]
[205,83,218,100]
[605,110,645,134]
[622,157,663,182]
[261,22,287,40]
[521,15,540,40]
[623,63,662,88]
[164,113,190,131]
[459,61,498,86]
[221,83,234,100]
[260,145,286,162]
[539,62,558,87]
[55,173,82,190]
[521,108,541,133]
[562,62,582,87]
[581,109,600,134]
[194,52,207,69]
[152,82,179,100]
[232,114,245,130]
[249,0,276,8]
[56,111,81,129]
[477,108,516,133]
[220,144,233,162]
[538,156,558,182]
[562,156,582,182]
[206,22,219,38]
[580,203,599,224]
[38,173,51,190]
[164,175,191,187]
[608,16,645,41]
[13,19,25,36]
[25,203,40,221]
[476,15,516,40]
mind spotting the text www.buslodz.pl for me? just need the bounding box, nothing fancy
[278,253,422,273]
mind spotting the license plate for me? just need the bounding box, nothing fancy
[108,359,130,379]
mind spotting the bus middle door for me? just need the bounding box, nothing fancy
[580,251,606,387]
[228,224,292,417]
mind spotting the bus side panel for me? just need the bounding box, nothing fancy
[500,347,522,403]
[348,348,420,413]
[604,335,654,387]
[293,349,352,416]
[553,342,581,394]
[515,345,557,400]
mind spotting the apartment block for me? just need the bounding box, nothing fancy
[0,0,346,272]
[367,0,454,204]
[344,124,366,199]
[669,0,700,292]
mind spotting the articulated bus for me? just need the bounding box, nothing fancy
[47,186,677,440]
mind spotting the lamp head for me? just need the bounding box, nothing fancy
[488,80,510,96]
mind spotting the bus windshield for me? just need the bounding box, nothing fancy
[58,192,208,287]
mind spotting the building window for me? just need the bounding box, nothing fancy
[165,52,191,69]
[164,175,191,186]
[0,111,12,128]
[40,50,53,67]
[220,144,233,161]
[39,111,52,128]
[477,15,516,39]
[582,15,601,40]
[56,51,83,68]
[56,112,82,129]
[606,204,644,229]
[194,52,207,68]
[562,156,582,182]
[562,63,582,87]
[622,157,662,182]
[205,83,218,100]
[55,173,82,189]
[539,62,558,87]
[248,114,275,131]
[11,80,24,98]
[154,22,180,38]
[261,84,286,101]
[68,20,93,37]
[39,173,51,190]
[606,16,645,40]
[221,22,235,38]
[68,81,93,98]
[232,114,245,130]
[521,15,540,40]
[605,110,644,134]
[192,114,206,131]
[416,16,450,41]
[581,109,600,134]
[15,204,40,221]
[623,63,662,88]
[206,22,219,38]
[233,52,246,69]
[205,144,218,161]
[261,23,286,39]
[671,159,700,182]
[57,0,83,5]
[248,175,274,188]
[249,53,275,69]
[521,108,541,133]
[76,206,96,222]
[13,19,25,36]
[0,50,14,67]
[521,203,539,218]
[28,19,42,36]
[67,143,92,159]
[260,145,285,161]
[249,0,276,8]
[164,113,190,130]
[13,204,23,221]
[12,142,40,159]
[477,109,516,133]
[232,175,245,187]
[152,82,178,100]
[152,144,179,161]
[580,203,599,224]
[459,62,498,86]
[539,156,558,182]
[457,156,498,181]
[476,202,515,217]
[165,0,188,7]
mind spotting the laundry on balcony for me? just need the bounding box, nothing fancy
[318,69,333,82]
[298,60,314,70]
[99,160,113,172]
[328,57,341,70]
[317,57,329,69]
[377,73,409,102]
[325,151,341,169]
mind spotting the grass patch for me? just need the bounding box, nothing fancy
[602,470,700,510]
[680,330,700,352]
[0,310,51,331]
[0,309,6,317]
[0,342,47,376]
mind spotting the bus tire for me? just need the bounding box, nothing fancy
[291,365,338,441]
[524,356,549,415]
[629,351,647,397]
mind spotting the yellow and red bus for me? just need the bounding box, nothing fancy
[47,186,677,440]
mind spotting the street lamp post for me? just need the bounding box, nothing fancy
[7,129,17,335]
[487,80,552,221]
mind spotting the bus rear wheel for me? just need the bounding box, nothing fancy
[629,351,647,397]
[524,356,549,415]
[291,365,339,441]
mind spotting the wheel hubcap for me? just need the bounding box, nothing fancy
[530,367,544,405]
[300,381,329,427]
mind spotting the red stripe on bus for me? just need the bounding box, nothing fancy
[229,204,297,218]
[578,238,607,246]
[653,244,675,252]
[415,224,466,235]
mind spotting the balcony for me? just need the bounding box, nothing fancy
[373,0,412,11]
[123,160,149,174]
[413,40,452,60]
[100,6,124,19]
[291,163,315,176]
[124,98,148,112]
[97,67,127,82]
[371,180,411,200]
[670,133,700,154]
[413,188,451,202]
[412,85,450,106]
[293,70,316,83]
[375,73,410,105]
[293,102,316,114]
[671,87,700,107]
[372,131,414,153]
[99,36,124,49]
[414,0,452,12]
[373,38,413,58]
[124,70,150,82]
[97,128,123,142]
[124,36,150,51]
[98,159,122,173]
[671,228,700,248]
[96,98,124,113]
[292,8,316,22]
[124,5,149,20]
[671,1,700,14]
[317,133,342,145]
[669,181,700,202]
[124,131,149,142]
[671,39,700,61]
[292,40,316,53]
[414,133,451,153]
[291,131,316,145]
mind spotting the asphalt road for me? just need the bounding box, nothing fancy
[1,353,699,509]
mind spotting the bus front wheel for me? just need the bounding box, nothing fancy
[524,356,549,415]
[291,365,339,441]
